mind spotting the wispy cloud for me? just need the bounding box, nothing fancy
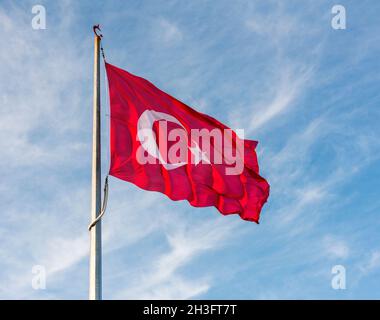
[111,217,239,299]
[154,18,183,45]
[323,235,350,259]
[360,251,380,275]
[248,66,313,132]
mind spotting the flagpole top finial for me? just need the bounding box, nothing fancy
[93,24,103,38]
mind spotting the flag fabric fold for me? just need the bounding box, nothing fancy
[105,62,270,223]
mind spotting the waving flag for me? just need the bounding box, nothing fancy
[105,62,269,223]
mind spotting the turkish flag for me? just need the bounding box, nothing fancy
[106,62,270,223]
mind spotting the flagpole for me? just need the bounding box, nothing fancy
[89,26,102,300]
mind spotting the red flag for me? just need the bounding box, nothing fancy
[106,62,270,223]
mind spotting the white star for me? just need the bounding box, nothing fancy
[189,142,210,165]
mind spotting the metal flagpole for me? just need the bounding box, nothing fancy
[89,25,102,300]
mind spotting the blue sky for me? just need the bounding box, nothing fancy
[1,0,380,299]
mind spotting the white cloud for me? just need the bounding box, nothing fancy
[0,2,93,298]
[113,218,238,299]
[156,18,183,44]
[237,3,319,134]
[323,236,350,259]
[360,251,380,275]
[248,66,313,132]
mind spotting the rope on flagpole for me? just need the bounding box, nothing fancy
[100,43,106,61]
[88,25,109,232]
[93,25,106,61]
[88,175,109,231]
[94,24,110,169]
[88,24,110,231]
